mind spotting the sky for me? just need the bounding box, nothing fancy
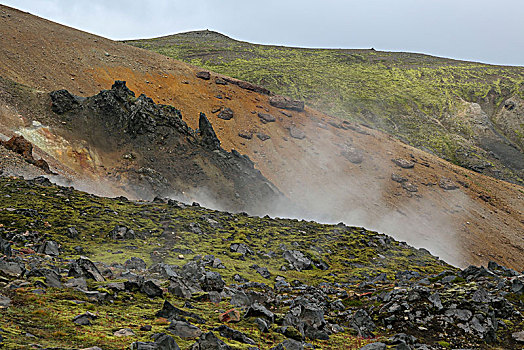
[3,0,524,66]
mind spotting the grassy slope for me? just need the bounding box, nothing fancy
[0,176,451,349]
[125,31,524,183]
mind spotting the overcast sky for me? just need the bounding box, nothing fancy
[3,0,524,66]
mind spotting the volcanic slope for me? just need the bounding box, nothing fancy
[0,5,523,270]
[126,30,524,185]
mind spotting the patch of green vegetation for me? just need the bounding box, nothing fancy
[125,31,524,184]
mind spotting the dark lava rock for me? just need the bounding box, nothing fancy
[0,258,25,278]
[199,113,221,150]
[223,77,271,95]
[238,131,253,140]
[72,311,97,326]
[168,320,202,339]
[269,95,305,111]
[131,333,181,350]
[391,173,408,183]
[358,343,386,350]
[251,264,271,279]
[230,243,254,256]
[217,108,234,120]
[341,147,364,164]
[141,279,163,298]
[0,294,11,308]
[196,71,211,80]
[156,300,206,324]
[125,257,147,271]
[66,227,79,238]
[391,158,414,169]
[203,271,225,292]
[284,300,328,340]
[190,331,231,350]
[109,225,135,240]
[244,302,275,322]
[36,240,59,256]
[270,339,304,350]
[26,268,62,288]
[402,182,418,192]
[439,177,459,190]
[283,250,312,271]
[68,257,105,282]
[50,89,81,114]
[258,112,276,123]
[213,325,256,345]
[0,237,12,257]
[256,133,271,141]
[350,309,375,338]
[289,126,306,140]
[255,318,269,333]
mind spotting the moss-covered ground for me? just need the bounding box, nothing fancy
[0,176,455,349]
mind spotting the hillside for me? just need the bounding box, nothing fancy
[0,176,522,349]
[125,30,524,185]
[0,4,523,272]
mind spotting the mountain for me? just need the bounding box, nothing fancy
[125,30,524,185]
[0,5,523,271]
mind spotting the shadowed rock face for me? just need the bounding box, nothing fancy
[49,81,286,214]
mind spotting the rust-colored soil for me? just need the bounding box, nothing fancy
[0,5,522,270]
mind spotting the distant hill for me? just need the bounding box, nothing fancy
[125,30,524,185]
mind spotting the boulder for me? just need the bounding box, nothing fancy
[258,112,276,123]
[168,320,202,339]
[213,325,255,345]
[238,131,253,140]
[289,126,306,140]
[283,250,312,271]
[0,237,12,257]
[439,177,459,190]
[341,147,364,164]
[256,133,271,141]
[190,331,231,350]
[72,311,97,326]
[202,271,225,292]
[229,243,254,256]
[217,108,234,120]
[141,279,163,298]
[131,333,181,350]
[36,240,60,256]
[270,339,304,350]
[196,71,211,80]
[350,309,375,338]
[391,158,414,169]
[269,95,305,111]
[114,328,135,337]
[391,173,408,183]
[109,225,135,240]
[244,302,275,322]
[125,257,147,271]
[68,257,105,282]
[0,258,25,278]
[284,300,328,340]
[222,77,271,95]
